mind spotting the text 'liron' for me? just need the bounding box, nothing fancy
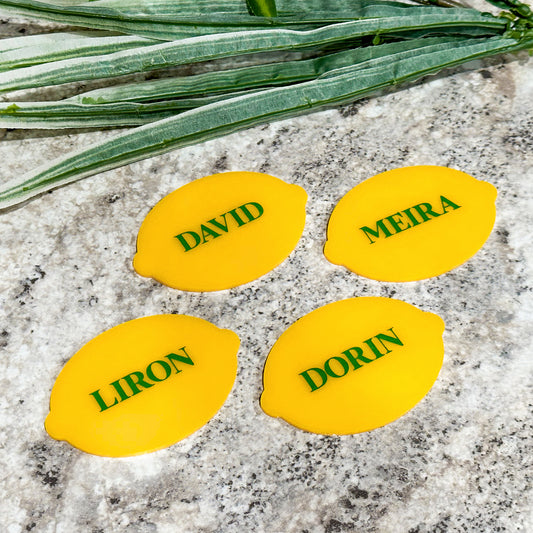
[89,347,194,412]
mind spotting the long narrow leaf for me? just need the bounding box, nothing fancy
[0,5,454,25]
[1,35,531,209]
[0,91,258,128]
[88,0,413,11]
[68,35,481,105]
[0,1,317,39]
[0,31,118,53]
[88,0,414,12]
[0,33,157,71]
[0,37,483,128]
[0,0,435,22]
[0,0,442,24]
[0,1,502,40]
[0,13,508,94]
[88,0,248,13]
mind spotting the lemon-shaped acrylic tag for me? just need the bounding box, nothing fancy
[324,166,497,281]
[261,297,445,435]
[134,171,307,291]
[45,315,239,457]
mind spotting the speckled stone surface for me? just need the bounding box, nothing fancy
[1,13,532,533]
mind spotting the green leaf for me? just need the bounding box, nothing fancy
[0,31,113,53]
[0,11,507,93]
[0,91,257,128]
[0,33,157,71]
[0,36,481,128]
[0,0,505,39]
[65,35,480,105]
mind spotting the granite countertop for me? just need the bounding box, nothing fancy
[0,11,532,533]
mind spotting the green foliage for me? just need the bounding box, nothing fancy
[0,0,532,209]
[0,10,508,93]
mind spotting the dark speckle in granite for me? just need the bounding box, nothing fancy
[28,441,66,489]
[1,328,9,347]
[212,154,229,172]
[338,98,369,118]
[104,192,124,204]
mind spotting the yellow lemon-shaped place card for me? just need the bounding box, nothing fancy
[261,297,445,435]
[324,166,497,281]
[45,315,239,457]
[133,171,307,291]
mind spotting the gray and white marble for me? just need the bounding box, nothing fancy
[0,13,532,533]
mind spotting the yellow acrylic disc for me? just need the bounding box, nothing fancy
[45,315,239,457]
[260,297,445,435]
[133,171,307,291]
[324,165,497,281]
